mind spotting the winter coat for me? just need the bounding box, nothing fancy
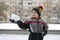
[9,18,48,40]
[15,18,48,36]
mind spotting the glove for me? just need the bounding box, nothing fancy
[9,19,15,23]
[43,30,48,36]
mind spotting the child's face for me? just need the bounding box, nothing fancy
[31,10,39,19]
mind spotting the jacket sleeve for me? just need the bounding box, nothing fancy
[16,21,30,29]
[43,23,48,36]
[9,19,15,23]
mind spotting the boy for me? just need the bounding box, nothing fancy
[9,6,48,40]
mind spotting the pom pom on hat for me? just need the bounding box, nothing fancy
[38,6,43,11]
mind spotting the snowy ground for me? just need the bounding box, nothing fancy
[0,23,60,30]
[0,23,60,40]
[0,34,60,40]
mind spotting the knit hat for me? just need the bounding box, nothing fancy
[32,6,43,17]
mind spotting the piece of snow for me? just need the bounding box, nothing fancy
[10,14,20,21]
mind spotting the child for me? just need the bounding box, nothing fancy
[9,6,48,40]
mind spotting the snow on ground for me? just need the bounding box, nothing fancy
[0,23,60,40]
[0,34,60,40]
[48,24,60,30]
[44,34,60,40]
[0,23,60,30]
[0,23,20,30]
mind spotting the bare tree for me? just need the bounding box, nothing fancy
[0,2,9,22]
